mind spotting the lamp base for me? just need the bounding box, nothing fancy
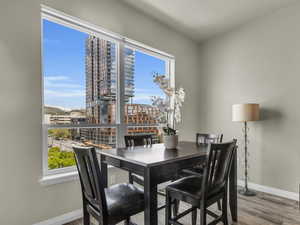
[239,188,256,196]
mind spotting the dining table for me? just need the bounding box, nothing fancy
[97,141,237,225]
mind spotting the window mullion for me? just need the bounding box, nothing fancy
[42,125,49,175]
[116,41,126,148]
[167,59,176,128]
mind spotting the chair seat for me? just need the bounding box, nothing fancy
[179,161,206,177]
[105,183,144,224]
[166,176,223,206]
[180,167,204,177]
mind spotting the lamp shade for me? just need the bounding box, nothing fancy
[232,104,259,122]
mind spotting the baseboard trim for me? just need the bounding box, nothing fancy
[32,209,82,225]
[238,180,299,201]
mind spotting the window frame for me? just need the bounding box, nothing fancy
[41,5,175,177]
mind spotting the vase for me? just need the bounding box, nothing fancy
[164,135,178,149]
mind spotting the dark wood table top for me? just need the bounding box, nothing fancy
[97,141,209,167]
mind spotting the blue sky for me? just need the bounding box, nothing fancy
[43,19,165,109]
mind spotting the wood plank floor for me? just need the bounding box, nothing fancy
[65,190,300,225]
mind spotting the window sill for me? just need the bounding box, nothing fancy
[39,166,114,186]
[39,171,79,186]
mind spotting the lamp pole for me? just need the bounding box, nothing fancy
[239,121,256,196]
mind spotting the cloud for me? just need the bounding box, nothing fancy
[135,88,162,94]
[44,76,83,89]
[134,90,164,98]
[45,82,83,89]
[132,94,152,102]
[45,89,85,98]
[130,94,164,105]
[45,76,69,81]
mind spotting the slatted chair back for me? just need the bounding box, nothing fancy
[124,134,153,147]
[202,140,237,197]
[73,146,108,221]
[196,133,223,144]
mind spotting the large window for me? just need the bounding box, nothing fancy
[42,7,175,176]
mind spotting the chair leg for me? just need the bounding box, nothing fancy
[129,172,133,184]
[124,218,130,225]
[165,192,172,225]
[173,199,179,216]
[83,213,90,225]
[192,209,197,225]
[83,206,90,225]
[125,218,137,225]
[200,206,206,225]
[217,200,222,210]
[222,195,228,225]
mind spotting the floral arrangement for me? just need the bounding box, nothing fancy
[151,73,185,136]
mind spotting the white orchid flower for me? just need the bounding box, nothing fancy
[177,87,185,102]
[152,73,185,131]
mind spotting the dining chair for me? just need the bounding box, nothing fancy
[165,140,237,225]
[73,146,145,225]
[124,134,153,148]
[196,133,223,145]
[179,133,223,211]
[181,133,223,176]
[125,134,153,186]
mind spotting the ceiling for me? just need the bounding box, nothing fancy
[123,0,297,42]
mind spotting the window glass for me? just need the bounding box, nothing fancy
[124,47,168,143]
[43,20,117,125]
[42,16,173,174]
[43,19,117,171]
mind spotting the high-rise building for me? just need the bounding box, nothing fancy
[85,36,135,146]
[124,47,135,100]
[85,36,160,148]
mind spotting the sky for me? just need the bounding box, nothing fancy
[43,19,165,110]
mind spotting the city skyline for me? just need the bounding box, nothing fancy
[43,19,166,110]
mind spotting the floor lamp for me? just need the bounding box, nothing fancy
[232,103,259,196]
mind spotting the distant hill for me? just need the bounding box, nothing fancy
[45,106,68,115]
[45,106,86,115]
[70,109,86,114]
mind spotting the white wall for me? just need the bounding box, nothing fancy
[0,0,200,224]
[0,1,79,225]
[198,2,300,193]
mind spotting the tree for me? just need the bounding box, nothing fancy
[48,146,76,169]
[48,129,71,140]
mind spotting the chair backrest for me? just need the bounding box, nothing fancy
[196,133,223,144]
[73,146,107,217]
[202,140,237,197]
[124,134,153,147]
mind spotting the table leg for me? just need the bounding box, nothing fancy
[144,168,158,225]
[100,155,108,188]
[229,149,238,222]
